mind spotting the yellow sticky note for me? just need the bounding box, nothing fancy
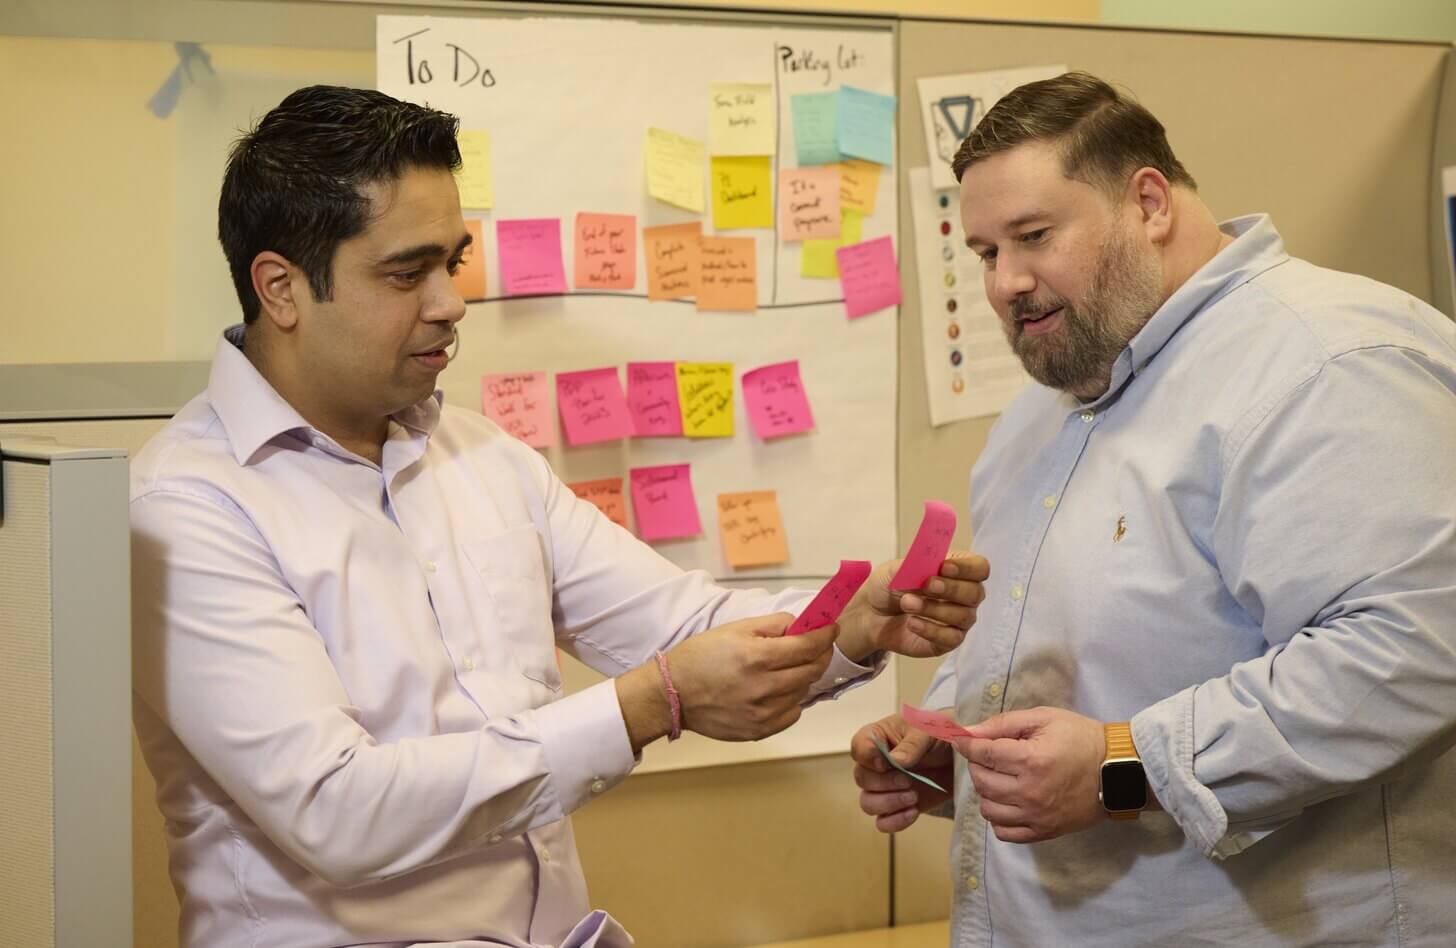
[456,130,493,209]
[646,127,705,213]
[718,491,790,568]
[801,209,864,278]
[677,362,735,438]
[711,156,773,230]
[708,82,775,156]
[837,158,881,215]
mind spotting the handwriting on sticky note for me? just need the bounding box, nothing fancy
[676,362,734,438]
[873,735,948,794]
[556,367,633,446]
[481,372,554,448]
[741,360,814,439]
[643,222,701,301]
[708,82,775,156]
[711,155,773,230]
[630,464,702,541]
[901,702,977,741]
[574,213,636,290]
[890,500,958,592]
[801,209,863,279]
[779,166,841,242]
[627,361,683,437]
[456,129,493,209]
[791,91,841,166]
[697,236,757,312]
[786,559,872,635]
[837,86,896,166]
[452,219,488,301]
[645,127,706,213]
[568,477,631,531]
[837,158,882,215]
[836,235,901,319]
[717,491,789,569]
[497,219,567,296]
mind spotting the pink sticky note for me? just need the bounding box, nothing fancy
[497,218,567,296]
[556,367,633,445]
[786,559,872,636]
[630,464,703,541]
[742,360,815,439]
[481,371,555,448]
[890,500,958,592]
[901,702,977,740]
[836,235,901,319]
[627,361,684,437]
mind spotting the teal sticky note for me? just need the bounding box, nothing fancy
[791,91,841,166]
[872,735,947,795]
[837,86,896,166]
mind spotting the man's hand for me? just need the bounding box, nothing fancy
[949,707,1107,843]
[837,553,989,662]
[851,713,955,832]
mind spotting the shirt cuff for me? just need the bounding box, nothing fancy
[535,679,637,816]
[805,645,886,706]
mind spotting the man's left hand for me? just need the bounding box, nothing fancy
[837,553,989,661]
[950,707,1107,844]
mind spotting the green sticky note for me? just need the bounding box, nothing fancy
[873,735,947,794]
[792,91,841,166]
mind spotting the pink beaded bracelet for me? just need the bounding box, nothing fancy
[654,650,682,742]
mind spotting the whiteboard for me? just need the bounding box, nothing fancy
[378,14,899,582]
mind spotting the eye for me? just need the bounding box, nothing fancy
[976,247,998,267]
[446,257,464,277]
[1019,227,1049,244]
[391,269,424,286]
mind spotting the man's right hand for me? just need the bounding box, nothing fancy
[669,613,837,741]
[851,713,955,832]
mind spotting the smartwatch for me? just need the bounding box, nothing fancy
[1099,722,1147,821]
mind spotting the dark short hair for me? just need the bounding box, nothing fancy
[218,85,462,323]
[951,71,1196,194]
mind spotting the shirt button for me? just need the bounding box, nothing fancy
[833,676,849,685]
[590,778,607,794]
[987,682,1002,698]
[463,656,475,671]
[965,874,980,891]
[488,833,503,844]
[1081,410,1095,423]
[1042,495,1056,509]
[424,559,438,573]
[539,847,551,862]
[1010,584,1024,600]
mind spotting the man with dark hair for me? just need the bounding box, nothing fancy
[852,71,1456,945]
[131,85,989,948]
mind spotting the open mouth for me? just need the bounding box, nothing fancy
[1020,306,1063,325]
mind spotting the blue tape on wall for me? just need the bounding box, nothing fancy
[147,42,215,119]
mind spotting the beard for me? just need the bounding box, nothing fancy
[1004,223,1165,398]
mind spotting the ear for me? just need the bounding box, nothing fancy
[250,251,304,331]
[1126,167,1173,244]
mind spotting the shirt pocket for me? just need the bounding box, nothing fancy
[461,524,561,693]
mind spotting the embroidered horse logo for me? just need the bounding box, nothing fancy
[1113,515,1127,543]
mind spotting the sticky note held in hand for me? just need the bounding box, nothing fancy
[786,559,872,636]
[889,500,957,592]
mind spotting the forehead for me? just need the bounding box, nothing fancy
[352,167,466,251]
[958,142,1101,239]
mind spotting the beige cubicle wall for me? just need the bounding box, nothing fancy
[3,1,1452,946]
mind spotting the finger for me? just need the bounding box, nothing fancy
[955,736,1029,774]
[850,717,905,769]
[918,576,987,607]
[978,798,1025,825]
[875,805,922,834]
[757,621,838,670]
[968,708,1047,741]
[860,787,921,817]
[885,722,943,769]
[749,611,799,637]
[941,553,990,582]
[992,823,1041,844]
[855,763,913,792]
[967,761,1019,801]
[896,613,969,652]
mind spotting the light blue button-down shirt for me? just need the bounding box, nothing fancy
[925,215,1456,946]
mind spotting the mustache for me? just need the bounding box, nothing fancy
[1009,297,1067,321]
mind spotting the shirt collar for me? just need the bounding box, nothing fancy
[208,324,444,466]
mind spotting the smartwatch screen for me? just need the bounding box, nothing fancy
[1102,760,1148,810]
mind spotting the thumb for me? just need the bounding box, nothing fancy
[888,724,939,766]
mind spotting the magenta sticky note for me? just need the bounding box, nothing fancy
[836,235,901,319]
[742,360,815,440]
[497,218,567,296]
[786,559,872,636]
[901,702,977,740]
[630,464,703,541]
[556,367,633,446]
[627,361,684,437]
[481,371,555,448]
[889,500,958,592]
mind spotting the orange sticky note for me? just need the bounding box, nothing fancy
[697,236,757,312]
[779,166,841,241]
[837,158,882,215]
[568,477,631,531]
[717,491,789,568]
[451,219,487,302]
[574,213,636,290]
[643,221,701,301]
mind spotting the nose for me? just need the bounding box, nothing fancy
[988,253,1036,307]
[425,270,468,326]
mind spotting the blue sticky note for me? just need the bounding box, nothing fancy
[791,92,841,166]
[837,86,896,166]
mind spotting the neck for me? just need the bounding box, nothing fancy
[242,327,388,464]
[1159,190,1231,299]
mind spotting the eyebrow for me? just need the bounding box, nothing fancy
[375,232,473,267]
[964,211,1051,248]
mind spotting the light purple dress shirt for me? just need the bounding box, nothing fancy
[131,327,879,948]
